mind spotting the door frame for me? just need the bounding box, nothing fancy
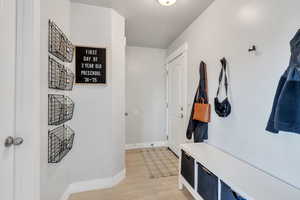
[166,43,188,152]
[14,0,41,199]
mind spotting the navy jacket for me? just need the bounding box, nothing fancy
[266,29,300,134]
[187,61,208,142]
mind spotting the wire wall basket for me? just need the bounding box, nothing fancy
[48,94,75,126]
[48,57,74,90]
[48,20,74,63]
[48,125,75,163]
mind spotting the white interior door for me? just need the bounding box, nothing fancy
[0,0,16,199]
[167,54,186,156]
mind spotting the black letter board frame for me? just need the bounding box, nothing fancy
[75,46,107,85]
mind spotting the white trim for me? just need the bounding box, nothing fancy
[166,43,188,64]
[14,0,40,200]
[125,141,167,150]
[60,169,126,200]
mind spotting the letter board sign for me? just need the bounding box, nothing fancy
[75,46,106,84]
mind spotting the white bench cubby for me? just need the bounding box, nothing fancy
[179,143,300,200]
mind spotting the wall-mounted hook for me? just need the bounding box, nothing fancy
[248,45,256,52]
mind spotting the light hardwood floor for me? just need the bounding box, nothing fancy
[69,148,194,200]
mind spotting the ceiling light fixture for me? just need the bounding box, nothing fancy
[158,0,176,6]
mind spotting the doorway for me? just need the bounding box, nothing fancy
[125,47,167,148]
[166,44,188,156]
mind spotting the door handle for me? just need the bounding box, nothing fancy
[14,137,24,146]
[4,136,24,147]
[180,113,184,119]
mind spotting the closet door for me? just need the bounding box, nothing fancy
[167,54,185,156]
[0,0,16,199]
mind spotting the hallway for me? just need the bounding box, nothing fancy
[69,148,194,200]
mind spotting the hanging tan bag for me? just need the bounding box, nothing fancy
[192,62,211,123]
[193,98,211,123]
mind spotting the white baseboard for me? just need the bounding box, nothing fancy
[60,169,126,200]
[125,141,167,150]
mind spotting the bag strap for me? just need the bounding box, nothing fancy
[195,66,201,102]
[196,61,208,103]
[200,61,208,93]
[216,58,228,97]
[203,62,208,94]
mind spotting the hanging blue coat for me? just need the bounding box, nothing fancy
[266,29,300,134]
[187,61,208,142]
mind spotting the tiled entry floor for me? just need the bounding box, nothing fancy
[69,148,194,200]
[141,147,178,179]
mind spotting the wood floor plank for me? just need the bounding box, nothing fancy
[69,148,194,200]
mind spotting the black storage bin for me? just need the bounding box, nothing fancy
[197,163,218,200]
[181,150,195,188]
[221,181,247,200]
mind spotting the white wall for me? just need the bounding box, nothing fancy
[69,3,114,183]
[126,46,167,146]
[70,1,126,183]
[40,0,72,200]
[111,9,126,175]
[168,0,300,188]
[40,2,126,200]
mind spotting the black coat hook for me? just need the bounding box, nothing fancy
[248,45,256,52]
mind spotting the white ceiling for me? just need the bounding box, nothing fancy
[71,0,214,48]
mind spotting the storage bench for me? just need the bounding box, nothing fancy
[179,143,300,200]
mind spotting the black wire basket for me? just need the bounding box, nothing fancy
[48,56,74,90]
[48,94,75,126]
[48,125,75,163]
[48,20,74,63]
